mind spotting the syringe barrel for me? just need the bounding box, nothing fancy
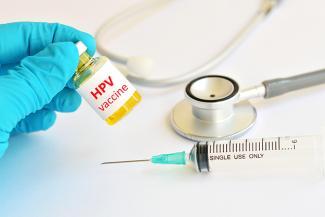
[190,136,324,177]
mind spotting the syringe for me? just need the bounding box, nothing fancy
[102,136,324,176]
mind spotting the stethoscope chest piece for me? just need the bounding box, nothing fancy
[171,75,257,141]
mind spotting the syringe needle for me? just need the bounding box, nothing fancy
[101,151,187,165]
[101,159,150,165]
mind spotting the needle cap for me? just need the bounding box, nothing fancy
[151,152,187,165]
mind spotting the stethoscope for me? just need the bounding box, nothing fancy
[171,70,325,141]
[95,0,325,141]
[95,0,281,87]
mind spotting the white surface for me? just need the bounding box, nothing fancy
[1,0,325,216]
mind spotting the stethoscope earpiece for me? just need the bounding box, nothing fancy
[171,75,257,141]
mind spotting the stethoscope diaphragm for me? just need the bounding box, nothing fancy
[171,75,257,141]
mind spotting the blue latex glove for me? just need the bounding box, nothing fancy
[0,22,96,158]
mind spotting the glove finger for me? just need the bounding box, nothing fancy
[0,63,17,75]
[0,133,9,158]
[0,42,78,132]
[0,22,96,64]
[45,88,82,112]
[12,109,56,134]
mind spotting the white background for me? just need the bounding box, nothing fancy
[1,0,325,216]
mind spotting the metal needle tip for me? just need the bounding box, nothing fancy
[101,159,150,165]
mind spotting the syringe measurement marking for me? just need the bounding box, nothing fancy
[245,140,248,152]
[210,138,297,154]
[276,140,278,150]
[265,141,268,151]
[264,141,267,151]
[265,141,267,151]
[262,138,264,151]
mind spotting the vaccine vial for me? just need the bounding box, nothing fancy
[74,41,141,125]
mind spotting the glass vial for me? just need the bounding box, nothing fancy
[74,41,141,125]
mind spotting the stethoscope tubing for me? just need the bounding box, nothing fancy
[95,0,281,87]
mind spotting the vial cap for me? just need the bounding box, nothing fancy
[75,41,87,56]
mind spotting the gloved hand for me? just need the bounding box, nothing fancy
[0,22,96,158]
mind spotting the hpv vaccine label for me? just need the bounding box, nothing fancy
[77,60,136,119]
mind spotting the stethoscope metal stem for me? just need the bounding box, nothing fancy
[239,85,266,101]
